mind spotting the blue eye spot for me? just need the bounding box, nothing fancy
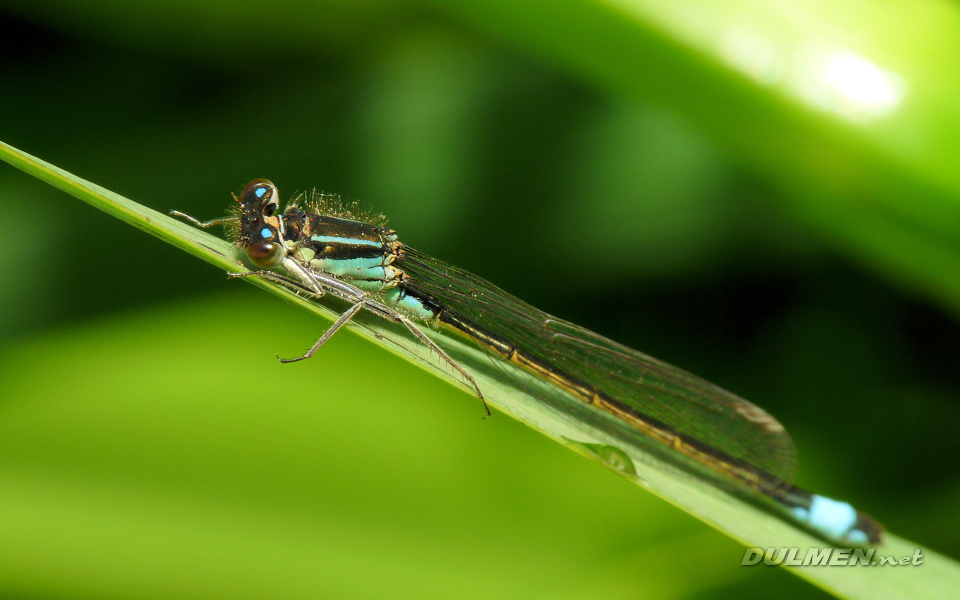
[255,187,267,198]
[260,227,272,239]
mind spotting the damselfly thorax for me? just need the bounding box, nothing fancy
[175,179,487,414]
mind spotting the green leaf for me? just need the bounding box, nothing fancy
[3,137,957,599]
[423,0,960,314]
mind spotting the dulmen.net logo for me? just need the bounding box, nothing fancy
[741,547,925,567]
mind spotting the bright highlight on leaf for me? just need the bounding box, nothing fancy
[818,52,904,119]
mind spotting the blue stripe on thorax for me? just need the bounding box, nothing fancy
[308,256,395,289]
[309,234,385,248]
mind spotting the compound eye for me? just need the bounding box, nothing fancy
[240,179,278,214]
[247,241,284,269]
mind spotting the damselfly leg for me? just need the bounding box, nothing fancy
[240,265,489,415]
[168,211,235,229]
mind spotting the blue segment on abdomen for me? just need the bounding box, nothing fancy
[791,495,868,545]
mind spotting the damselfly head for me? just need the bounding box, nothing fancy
[237,179,286,269]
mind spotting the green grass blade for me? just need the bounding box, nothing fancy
[2,139,958,599]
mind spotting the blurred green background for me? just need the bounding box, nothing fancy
[1,1,959,598]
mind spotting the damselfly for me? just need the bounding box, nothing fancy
[173,179,882,546]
